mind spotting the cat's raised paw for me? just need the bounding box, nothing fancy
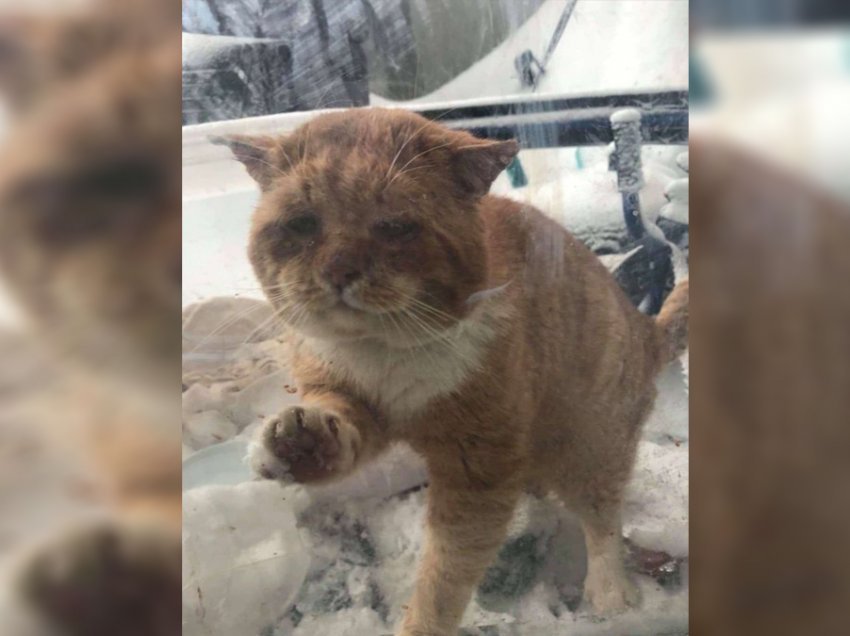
[249,405,358,483]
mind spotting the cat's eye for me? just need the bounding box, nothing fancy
[373,219,420,241]
[285,214,320,235]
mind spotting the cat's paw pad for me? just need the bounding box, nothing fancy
[583,568,641,615]
[17,523,180,636]
[249,405,357,483]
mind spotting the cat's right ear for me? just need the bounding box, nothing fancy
[210,135,282,190]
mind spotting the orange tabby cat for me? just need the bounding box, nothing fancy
[220,108,688,635]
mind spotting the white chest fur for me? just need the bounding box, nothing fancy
[304,301,507,421]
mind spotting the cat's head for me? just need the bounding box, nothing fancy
[0,45,181,390]
[218,109,518,346]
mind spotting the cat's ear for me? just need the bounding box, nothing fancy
[210,134,283,190]
[453,138,519,197]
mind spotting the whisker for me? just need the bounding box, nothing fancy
[385,140,455,190]
[184,298,286,354]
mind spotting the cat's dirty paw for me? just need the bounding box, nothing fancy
[249,405,359,483]
[17,523,180,636]
[583,567,641,615]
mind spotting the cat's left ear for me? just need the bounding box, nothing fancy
[453,138,519,197]
[210,134,282,190]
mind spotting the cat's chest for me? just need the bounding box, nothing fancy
[305,329,491,421]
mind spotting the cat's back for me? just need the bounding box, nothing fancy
[478,193,638,322]
[478,194,661,402]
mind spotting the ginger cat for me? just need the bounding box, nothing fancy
[220,108,688,635]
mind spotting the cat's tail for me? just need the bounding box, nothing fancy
[655,279,689,364]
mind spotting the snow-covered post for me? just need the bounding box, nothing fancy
[610,108,645,239]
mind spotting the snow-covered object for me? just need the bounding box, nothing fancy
[660,178,689,225]
[182,482,310,636]
[184,410,238,450]
[610,108,645,194]
[624,440,688,558]
[290,608,388,636]
[675,151,688,173]
[182,295,277,363]
[642,364,689,445]
[182,383,220,417]
[502,158,678,254]
[227,370,300,428]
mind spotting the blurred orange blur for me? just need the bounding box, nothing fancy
[690,4,850,635]
[0,1,180,635]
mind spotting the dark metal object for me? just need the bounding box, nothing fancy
[621,191,645,239]
[514,0,578,88]
[515,50,545,88]
[610,109,645,240]
[412,89,689,147]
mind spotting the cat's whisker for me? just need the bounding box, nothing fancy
[185,298,286,354]
[382,104,466,186]
[392,310,448,374]
[385,140,455,190]
[404,296,458,324]
[236,298,301,347]
[401,306,493,377]
[384,120,425,184]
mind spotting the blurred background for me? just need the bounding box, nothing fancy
[0,0,847,635]
[0,1,181,635]
[690,1,850,635]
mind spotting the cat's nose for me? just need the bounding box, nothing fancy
[323,257,362,293]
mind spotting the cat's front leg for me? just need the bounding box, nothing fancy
[397,474,521,636]
[249,392,382,484]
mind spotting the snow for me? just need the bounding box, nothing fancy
[182,481,311,636]
[610,108,642,124]
[182,32,277,68]
[184,410,238,449]
[661,178,689,225]
[491,146,685,254]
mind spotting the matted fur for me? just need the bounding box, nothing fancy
[224,108,688,635]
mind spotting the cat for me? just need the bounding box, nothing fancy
[219,107,688,635]
[0,3,181,635]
